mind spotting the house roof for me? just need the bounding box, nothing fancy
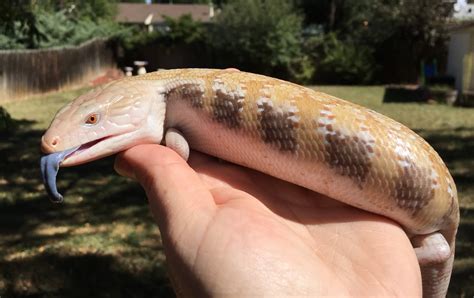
[116,3,212,24]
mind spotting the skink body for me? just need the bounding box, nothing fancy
[41,69,459,297]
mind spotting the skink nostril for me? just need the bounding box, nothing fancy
[41,135,60,153]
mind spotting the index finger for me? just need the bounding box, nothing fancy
[114,144,216,230]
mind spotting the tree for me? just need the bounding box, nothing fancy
[40,0,118,20]
[0,0,44,49]
[120,0,225,4]
[210,0,311,81]
[304,32,376,84]
[0,107,16,134]
[364,0,452,82]
[298,0,453,83]
[0,1,120,49]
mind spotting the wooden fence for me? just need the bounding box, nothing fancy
[0,38,115,102]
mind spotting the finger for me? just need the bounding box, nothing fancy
[114,144,216,229]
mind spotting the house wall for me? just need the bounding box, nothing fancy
[466,31,474,92]
[447,31,471,91]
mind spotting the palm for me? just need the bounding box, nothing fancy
[116,145,422,296]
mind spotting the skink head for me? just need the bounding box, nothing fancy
[41,79,166,167]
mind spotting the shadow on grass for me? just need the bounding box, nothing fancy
[415,127,474,297]
[418,127,474,163]
[0,122,153,231]
[0,253,174,298]
[0,120,174,297]
[417,127,474,204]
[450,208,474,298]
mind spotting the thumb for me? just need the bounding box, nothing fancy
[114,144,215,230]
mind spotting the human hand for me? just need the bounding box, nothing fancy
[114,144,422,296]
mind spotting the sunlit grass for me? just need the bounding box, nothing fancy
[315,85,473,130]
[3,87,91,129]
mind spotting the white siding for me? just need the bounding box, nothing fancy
[447,31,471,91]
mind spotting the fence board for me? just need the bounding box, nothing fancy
[0,38,115,102]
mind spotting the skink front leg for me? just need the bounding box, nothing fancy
[164,128,190,161]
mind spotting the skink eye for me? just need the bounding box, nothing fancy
[85,113,100,125]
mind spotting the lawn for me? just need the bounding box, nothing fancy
[1,85,473,297]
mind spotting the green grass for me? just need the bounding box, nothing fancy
[1,85,473,297]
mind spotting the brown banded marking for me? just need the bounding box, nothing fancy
[315,105,374,187]
[256,95,300,152]
[323,133,373,187]
[210,79,246,128]
[437,185,458,229]
[392,161,435,214]
[388,133,436,214]
[166,82,205,108]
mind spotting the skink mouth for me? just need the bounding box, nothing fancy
[40,135,113,203]
[66,136,111,161]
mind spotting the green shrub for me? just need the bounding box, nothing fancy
[163,15,205,45]
[34,9,122,48]
[119,14,205,51]
[0,30,28,50]
[304,32,375,84]
[287,55,316,85]
[209,0,311,82]
[0,6,123,50]
[0,107,15,134]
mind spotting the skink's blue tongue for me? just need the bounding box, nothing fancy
[40,146,79,203]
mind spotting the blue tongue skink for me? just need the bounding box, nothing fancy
[38,68,459,297]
